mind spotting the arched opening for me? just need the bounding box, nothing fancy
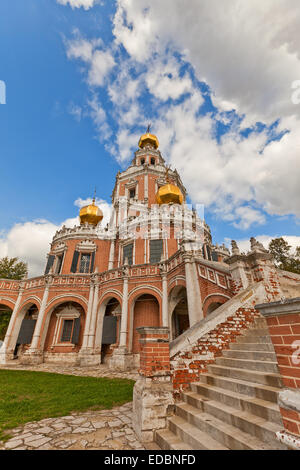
[0,303,13,345]
[43,302,85,355]
[132,294,160,354]
[101,298,121,364]
[206,302,223,316]
[14,304,39,358]
[170,287,189,340]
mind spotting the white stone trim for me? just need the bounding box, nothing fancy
[279,388,300,413]
[76,239,97,253]
[207,268,216,284]
[276,430,300,450]
[202,293,231,306]
[0,296,16,306]
[198,265,207,279]
[128,285,162,301]
[19,296,41,309]
[46,294,88,309]
[216,272,228,289]
[51,308,80,348]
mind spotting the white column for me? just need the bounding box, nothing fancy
[108,239,115,270]
[81,282,94,349]
[0,283,24,354]
[87,279,99,349]
[119,271,129,348]
[29,280,51,352]
[184,254,203,326]
[144,172,148,200]
[162,274,168,327]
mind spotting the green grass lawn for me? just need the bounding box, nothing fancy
[0,369,134,441]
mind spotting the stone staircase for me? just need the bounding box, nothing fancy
[155,318,288,450]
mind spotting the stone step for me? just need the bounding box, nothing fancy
[175,403,275,450]
[167,415,229,450]
[198,373,280,403]
[208,364,283,388]
[189,382,282,424]
[155,429,193,450]
[181,394,287,449]
[215,357,279,373]
[230,342,274,352]
[222,349,277,362]
[236,334,272,344]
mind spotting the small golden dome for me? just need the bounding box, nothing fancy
[138,132,159,150]
[156,183,184,205]
[79,200,103,226]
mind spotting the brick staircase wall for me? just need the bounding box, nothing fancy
[171,307,261,398]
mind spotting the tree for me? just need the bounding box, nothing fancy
[0,256,28,280]
[268,238,300,275]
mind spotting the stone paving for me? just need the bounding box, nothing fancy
[0,363,145,451]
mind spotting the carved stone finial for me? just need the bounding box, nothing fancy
[231,240,240,255]
[250,237,268,254]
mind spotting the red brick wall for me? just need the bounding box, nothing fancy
[265,312,300,437]
[171,307,260,398]
[280,407,300,437]
[266,313,300,389]
[138,328,170,377]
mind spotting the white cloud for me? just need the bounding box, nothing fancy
[57,0,98,10]
[113,0,300,123]
[63,1,300,229]
[145,56,193,101]
[66,37,115,87]
[87,49,116,87]
[0,198,111,278]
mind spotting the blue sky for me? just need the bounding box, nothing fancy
[0,0,299,276]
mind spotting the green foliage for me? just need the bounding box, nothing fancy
[268,237,300,275]
[0,256,28,280]
[0,311,11,341]
[0,370,134,441]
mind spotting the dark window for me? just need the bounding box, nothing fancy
[206,246,212,261]
[140,158,145,165]
[17,319,36,345]
[90,251,95,273]
[129,188,136,199]
[150,239,163,264]
[102,316,117,345]
[123,243,133,265]
[70,251,79,273]
[45,255,55,275]
[61,320,73,342]
[212,251,219,262]
[150,157,155,165]
[71,317,81,344]
[56,255,63,274]
[79,253,91,273]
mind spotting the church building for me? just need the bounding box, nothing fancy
[0,131,232,369]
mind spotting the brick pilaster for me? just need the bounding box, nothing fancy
[257,298,300,449]
[137,326,170,377]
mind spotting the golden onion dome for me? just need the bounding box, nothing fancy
[156,183,184,205]
[138,132,159,150]
[79,199,103,226]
